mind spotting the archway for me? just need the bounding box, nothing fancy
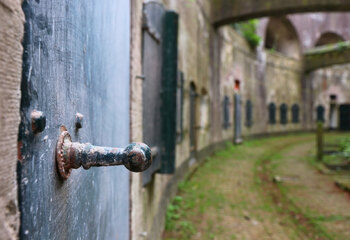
[315,32,345,46]
[265,17,301,59]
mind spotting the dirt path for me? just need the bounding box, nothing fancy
[274,141,350,240]
[163,134,350,240]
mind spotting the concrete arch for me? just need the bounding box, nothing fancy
[265,17,301,59]
[212,0,350,26]
[304,41,350,72]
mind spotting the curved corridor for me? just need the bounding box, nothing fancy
[163,134,350,240]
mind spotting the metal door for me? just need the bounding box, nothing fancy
[234,94,242,144]
[18,1,131,239]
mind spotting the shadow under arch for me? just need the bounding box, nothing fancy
[315,31,345,47]
[265,16,302,59]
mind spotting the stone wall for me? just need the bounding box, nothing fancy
[0,0,24,239]
[306,64,350,129]
[219,26,303,138]
[130,2,307,240]
[130,0,144,239]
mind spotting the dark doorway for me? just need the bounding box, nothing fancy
[339,104,350,131]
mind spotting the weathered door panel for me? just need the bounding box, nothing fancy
[142,3,178,180]
[234,94,242,143]
[142,2,165,185]
[19,1,130,239]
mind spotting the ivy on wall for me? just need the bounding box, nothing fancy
[232,19,262,49]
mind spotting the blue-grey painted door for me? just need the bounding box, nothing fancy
[234,94,242,143]
[18,1,130,239]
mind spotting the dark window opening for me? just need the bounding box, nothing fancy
[234,80,240,91]
[280,103,288,125]
[268,102,276,124]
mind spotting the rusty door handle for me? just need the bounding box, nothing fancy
[56,126,152,180]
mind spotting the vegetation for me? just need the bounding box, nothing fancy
[319,135,350,166]
[232,19,262,49]
[339,137,350,157]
